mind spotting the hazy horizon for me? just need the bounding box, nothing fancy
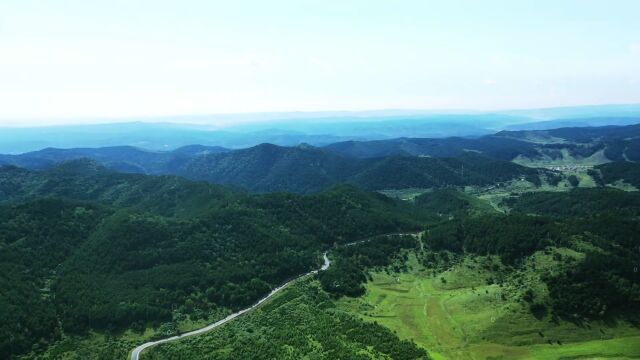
[1,102,640,128]
[1,0,639,125]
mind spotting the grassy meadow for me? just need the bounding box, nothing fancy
[338,254,640,360]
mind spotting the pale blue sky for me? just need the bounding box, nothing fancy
[0,0,639,124]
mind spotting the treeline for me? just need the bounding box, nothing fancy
[426,214,565,264]
[596,162,640,188]
[0,167,425,358]
[146,281,430,360]
[503,188,640,217]
[319,235,418,297]
[241,184,420,243]
[546,251,640,320]
[428,193,640,322]
[349,152,544,191]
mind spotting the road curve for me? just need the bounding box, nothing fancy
[129,233,419,359]
[129,253,330,360]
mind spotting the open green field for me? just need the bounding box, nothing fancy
[465,179,570,212]
[338,254,640,360]
[512,149,610,167]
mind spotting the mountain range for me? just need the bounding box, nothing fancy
[3,118,640,359]
[3,104,639,153]
[4,122,640,194]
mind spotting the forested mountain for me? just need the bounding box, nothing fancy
[3,151,640,359]
[175,143,355,193]
[0,145,229,173]
[0,159,236,217]
[498,123,640,143]
[1,144,543,194]
[505,116,640,131]
[427,188,640,321]
[0,112,529,154]
[323,136,540,160]
[178,146,543,193]
[595,162,640,187]
[4,122,640,196]
[326,123,640,163]
[0,163,424,359]
[503,188,640,217]
[4,122,640,359]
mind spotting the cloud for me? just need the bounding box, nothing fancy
[483,79,497,86]
[631,43,640,54]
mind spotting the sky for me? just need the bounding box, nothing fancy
[0,0,639,125]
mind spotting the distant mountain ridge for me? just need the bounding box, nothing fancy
[3,104,639,153]
[504,116,640,131]
[327,122,640,163]
[1,144,542,193]
[4,122,640,193]
[0,145,229,173]
[177,146,541,193]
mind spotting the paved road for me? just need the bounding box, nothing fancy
[129,232,420,359]
[129,253,330,360]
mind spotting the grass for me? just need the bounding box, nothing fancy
[379,188,432,200]
[528,336,640,359]
[512,149,610,167]
[465,179,567,212]
[144,280,429,360]
[337,253,640,360]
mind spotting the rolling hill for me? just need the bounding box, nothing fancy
[1,144,545,193]
[326,123,640,165]
[0,162,425,359]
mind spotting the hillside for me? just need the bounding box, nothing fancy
[2,153,640,359]
[175,143,357,193]
[326,123,640,165]
[0,163,428,359]
[595,162,640,188]
[134,186,640,360]
[323,135,540,160]
[0,145,230,173]
[1,144,544,194]
[178,147,543,192]
[6,122,640,195]
[0,159,235,217]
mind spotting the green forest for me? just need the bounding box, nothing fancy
[426,188,640,323]
[2,157,640,360]
[0,161,427,359]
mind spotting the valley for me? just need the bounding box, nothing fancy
[2,121,640,360]
[3,2,640,358]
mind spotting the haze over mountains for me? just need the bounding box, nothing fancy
[3,111,640,359]
[3,118,640,194]
[2,104,639,154]
[3,0,640,357]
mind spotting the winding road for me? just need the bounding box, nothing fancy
[129,232,420,359]
[129,253,330,360]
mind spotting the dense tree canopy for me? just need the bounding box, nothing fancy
[0,165,425,358]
